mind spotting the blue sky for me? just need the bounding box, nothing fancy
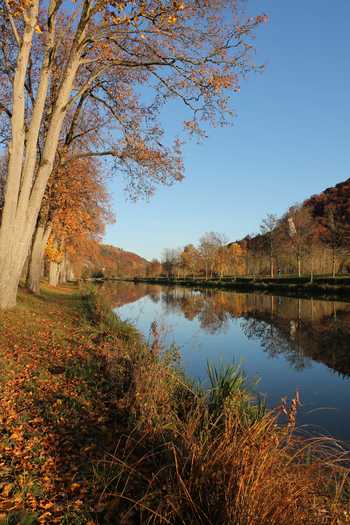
[104,0,350,261]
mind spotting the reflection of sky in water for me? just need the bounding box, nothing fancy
[116,287,350,443]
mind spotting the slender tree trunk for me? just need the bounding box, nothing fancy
[297,256,301,278]
[270,255,274,278]
[49,260,61,287]
[332,247,336,278]
[21,256,30,283]
[310,257,314,283]
[67,260,75,281]
[59,253,68,284]
[27,223,51,294]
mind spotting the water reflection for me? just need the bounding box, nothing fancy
[105,281,350,440]
[105,281,350,379]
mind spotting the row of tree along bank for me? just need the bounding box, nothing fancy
[0,284,349,523]
[140,179,350,284]
[132,275,350,298]
[0,1,267,309]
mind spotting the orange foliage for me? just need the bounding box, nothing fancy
[45,237,64,264]
[45,157,114,268]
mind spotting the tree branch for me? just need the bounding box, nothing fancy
[4,0,21,46]
[62,150,122,164]
[0,102,12,119]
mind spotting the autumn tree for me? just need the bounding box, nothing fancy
[283,205,316,277]
[260,213,280,277]
[162,248,181,278]
[180,244,200,278]
[226,242,246,277]
[33,157,113,290]
[51,158,112,284]
[0,0,267,308]
[199,232,228,279]
[146,258,162,278]
[215,246,228,278]
[321,208,350,277]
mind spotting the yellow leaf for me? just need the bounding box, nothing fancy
[41,502,54,510]
[1,482,14,497]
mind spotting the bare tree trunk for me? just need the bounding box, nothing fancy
[27,223,51,294]
[59,253,68,284]
[0,2,38,308]
[49,260,61,287]
[22,256,30,283]
[310,256,314,283]
[66,260,75,281]
[0,0,87,309]
[270,255,274,278]
[297,256,301,278]
[332,247,336,278]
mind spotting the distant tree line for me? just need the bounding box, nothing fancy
[146,189,350,279]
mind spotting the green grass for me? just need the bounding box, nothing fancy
[81,286,141,344]
[207,362,266,424]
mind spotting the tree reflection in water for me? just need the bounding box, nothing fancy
[106,281,350,378]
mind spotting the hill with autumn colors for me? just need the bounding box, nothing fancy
[305,177,350,232]
[83,243,149,279]
[239,177,350,276]
[244,176,350,247]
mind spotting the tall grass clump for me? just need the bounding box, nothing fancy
[207,362,266,425]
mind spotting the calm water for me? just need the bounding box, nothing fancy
[108,281,350,442]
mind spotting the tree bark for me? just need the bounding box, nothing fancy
[332,248,336,278]
[27,223,51,294]
[270,255,274,278]
[297,256,301,278]
[66,259,75,281]
[0,0,89,309]
[310,257,314,284]
[0,2,38,309]
[59,253,68,284]
[49,260,61,287]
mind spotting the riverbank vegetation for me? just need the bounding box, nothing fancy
[111,280,350,377]
[133,274,350,298]
[0,284,349,524]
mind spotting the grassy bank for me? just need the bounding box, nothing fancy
[132,275,350,300]
[0,285,349,524]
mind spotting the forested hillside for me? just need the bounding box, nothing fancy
[306,178,350,237]
[85,244,149,279]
